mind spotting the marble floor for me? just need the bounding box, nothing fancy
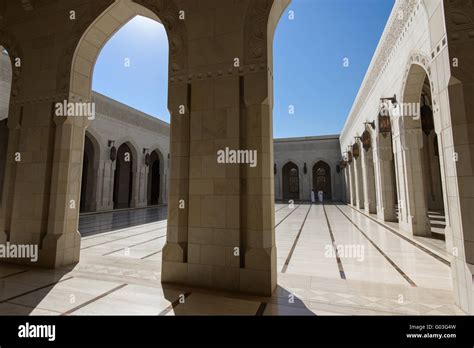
[0,203,466,315]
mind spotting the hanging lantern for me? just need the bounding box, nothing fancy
[347,151,353,164]
[336,164,341,173]
[378,111,392,137]
[145,153,151,166]
[303,162,307,175]
[361,130,371,152]
[420,94,434,136]
[352,142,360,160]
[110,146,117,162]
[434,136,439,157]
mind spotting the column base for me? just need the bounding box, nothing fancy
[161,244,277,296]
[399,214,431,237]
[378,206,397,222]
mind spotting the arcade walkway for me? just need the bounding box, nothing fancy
[0,203,465,315]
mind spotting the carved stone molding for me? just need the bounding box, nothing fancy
[244,0,273,65]
[344,0,420,132]
[399,51,439,112]
[0,28,22,101]
[444,0,474,43]
[133,0,187,75]
[56,0,114,96]
[444,0,474,82]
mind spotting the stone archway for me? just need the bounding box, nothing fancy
[113,142,135,209]
[0,119,7,208]
[282,162,300,201]
[394,63,437,236]
[312,161,331,201]
[147,149,163,206]
[0,48,11,210]
[80,132,100,213]
[0,0,291,297]
[0,35,22,246]
[30,0,179,267]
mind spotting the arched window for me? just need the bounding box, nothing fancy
[283,162,300,201]
[313,161,332,200]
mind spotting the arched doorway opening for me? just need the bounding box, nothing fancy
[69,1,171,237]
[113,143,134,209]
[419,75,446,239]
[312,161,332,201]
[80,132,98,213]
[282,162,300,201]
[0,47,11,207]
[397,63,447,238]
[147,150,161,206]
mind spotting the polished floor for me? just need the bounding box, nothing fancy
[0,203,465,315]
[78,206,167,237]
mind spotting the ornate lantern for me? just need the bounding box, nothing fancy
[347,151,353,164]
[336,164,341,173]
[108,140,117,162]
[303,162,307,175]
[352,142,360,160]
[420,94,434,135]
[361,130,371,152]
[378,95,396,137]
[378,111,392,137]
[434,136,439,157]
[143,148,150,166]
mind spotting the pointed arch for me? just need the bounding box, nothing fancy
[312,160,332,201]
[282,161,300,201]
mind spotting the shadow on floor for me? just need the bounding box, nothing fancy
[162,284,316,316]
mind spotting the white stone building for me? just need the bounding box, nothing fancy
[274,135,344,202]
[339,0,474,314]
[0,49,341,216]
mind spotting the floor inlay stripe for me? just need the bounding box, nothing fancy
[255,302,267,315]
[102,235,167,256]
[322,203,347,280]
[275,205,288,213]
[62,283,128,315]
[81,227,166,250]
[0,270,29,279]
[333,204,417,287]
[281,204,312,273]
[158,292,192,316]
[140,249,163,260]
[345,203,450,267]
[1,276,74,303]
[275,204,302,228]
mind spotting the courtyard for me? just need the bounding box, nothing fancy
[0,203,463,316]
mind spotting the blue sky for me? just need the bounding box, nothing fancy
[92,0,394,137]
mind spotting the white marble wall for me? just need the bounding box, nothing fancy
[86,92,170,211]
[274,135,344,202]
[340,0,473,314]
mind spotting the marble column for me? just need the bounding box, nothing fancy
[353,152,365,210]
[361,145,377,214]
[374,142,397,222]
[393,128,430,236]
